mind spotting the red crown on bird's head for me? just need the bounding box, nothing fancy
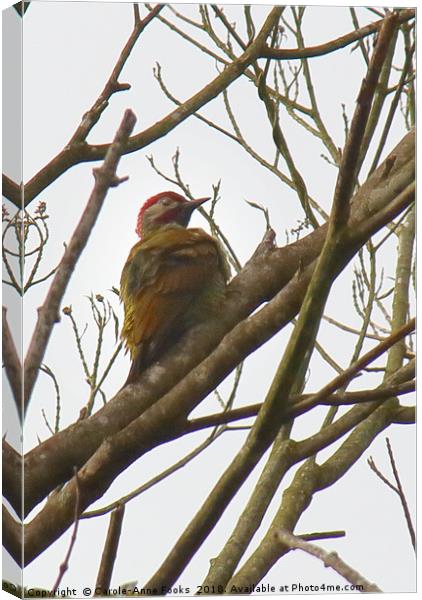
[136,191,187,237]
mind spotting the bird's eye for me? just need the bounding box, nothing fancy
[161,197,171,206]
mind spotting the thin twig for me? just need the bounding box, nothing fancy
[82,428,226,519]
[186,380,415,432]
[368,438,415,551]
[86,341,124,414]
[298,530,345,542]
[40,364,62,433]
[369,42,415,173]
[51,468,82,592]
[69,4,163,146]
[262,9,414,60]
[349,8,370,65]
[291,318,414,413]
[256,25,320,228]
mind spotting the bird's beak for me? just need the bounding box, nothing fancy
[176,196,210,227]
[189,196,211,209]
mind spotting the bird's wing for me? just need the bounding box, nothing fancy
[120,229,225,356]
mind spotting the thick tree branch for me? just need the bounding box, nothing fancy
[228,367,408,587]
[2,506,21,565]
[187,30,410,588]
[2,306,22,414]
[208,36,409,585]
[330,12,399,229]
[184,324,414,589]
[144,215,413,589]
[17,343,413,567]
[23,109,137,412]
[2,441,22,517]
[390,405,415,424]
[2,174,21,207]
[14,129,414,521]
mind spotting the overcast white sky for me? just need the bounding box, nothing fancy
[1,0,417,597]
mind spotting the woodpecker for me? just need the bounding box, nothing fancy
[120,191,230,384]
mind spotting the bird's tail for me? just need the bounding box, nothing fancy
[122,349,146,387]
[121,329,183,388]
[121,339,164,387]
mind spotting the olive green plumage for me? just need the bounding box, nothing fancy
[120,192,230,384]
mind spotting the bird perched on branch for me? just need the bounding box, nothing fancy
[120,191,230,385]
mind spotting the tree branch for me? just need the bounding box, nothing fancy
[51,469,82,590]
[276,530,382,592]
[23,109,137,412]
[186,380,415,432]
[208,34,409,585]
[290,318,414,413]
[2,505,22,566]
[227,366,407,588]
[2,306,22,415]
[69,4,163,147]
[2,441,22,518]
[330,11,399,229]
[94,504,125,595]
[262,9,414,60]
[16,129,414,521]
[2,174,21,207]
[4,4,162,208]
[186,29,411,587]
[19,6,282,206]
[368,438,415,551]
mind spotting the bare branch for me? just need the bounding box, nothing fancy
[20,7,282,206]
[330,12,399,229]
[369,42,415,173]
[69,5,163,146]
[201,40,414,589]
[186,380,415,432]
[13,5,162,208]
[94,505,126,595]
[390,405,415,424]
[262,9,414,60]
[82,428,226,519]
[2,174,21,208]
[41,364,62,433]
[51,469,82,592]
[2,306,22,415]
[23,109,137,412]
[277,530,382,592]
[298,530,345,542]
[368,438,415,551]
[2,441,22,517]
[17,130,414,522]
[349,8,370,65]
[2,505,22,566]
[290,318,414,413]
